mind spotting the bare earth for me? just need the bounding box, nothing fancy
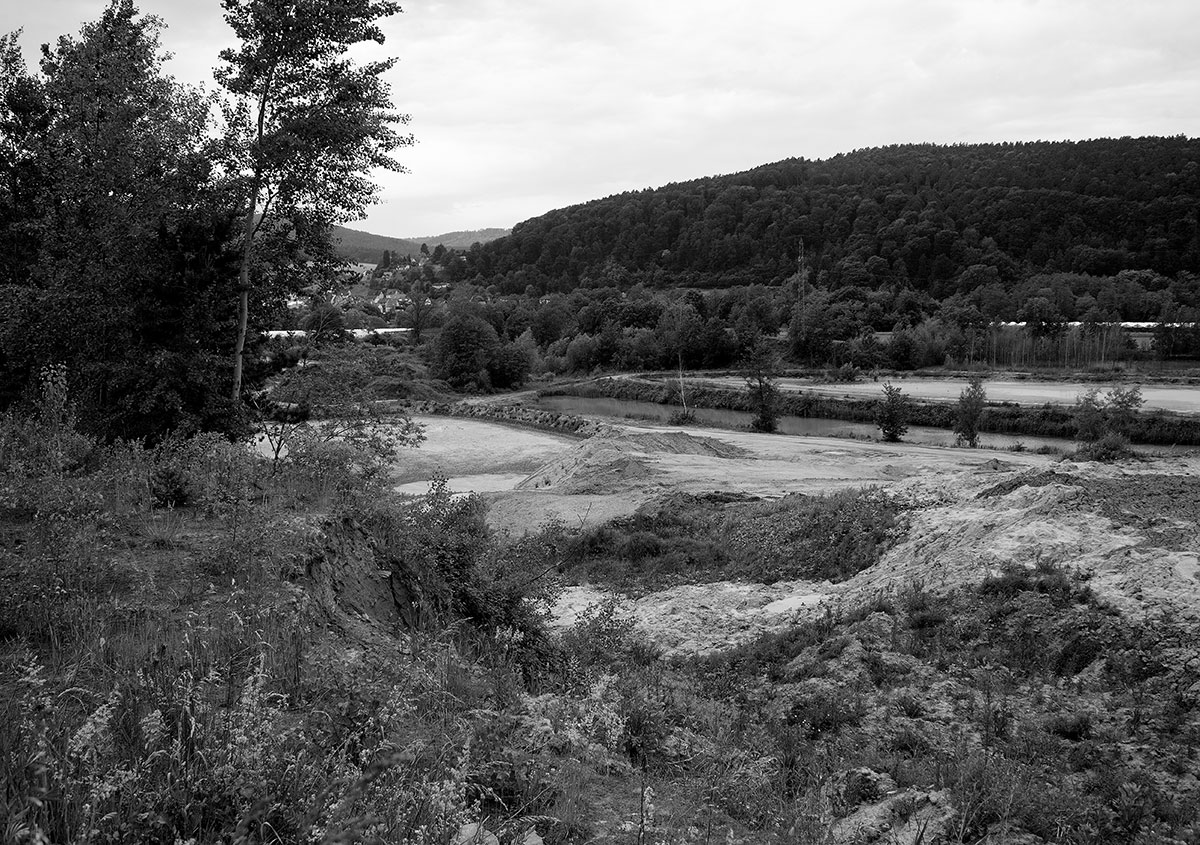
[550,456,1200,657]
[486,420,1052,531]
[395,411,1200,659]
[391,415,577,494]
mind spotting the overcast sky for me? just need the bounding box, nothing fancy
[13,0,1200,238]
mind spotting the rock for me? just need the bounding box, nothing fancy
[981,823,1047,844]
[829,787,953,845]
[823,767,898,817]
[451,823,499,845]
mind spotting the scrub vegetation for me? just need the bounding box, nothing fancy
[4,3,1200,843]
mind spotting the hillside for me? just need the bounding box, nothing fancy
[333,225,511,263]
[410,227,511,250]
[331,225,422,263]
[465,137,1200,295]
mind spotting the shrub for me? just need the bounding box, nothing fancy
[1075,432,1134,462]
[1046,711,1093,741]
[874,382,911,442]
[954,377,987,447]
[1074,385,1144,444]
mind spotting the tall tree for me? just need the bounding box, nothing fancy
[217,0,411,400]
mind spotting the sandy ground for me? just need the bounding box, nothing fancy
[386,411,1054,530]
[693,376,1200,413]
[391,416,577,490]
[388,409,1200,658]
[484,419,1053,531]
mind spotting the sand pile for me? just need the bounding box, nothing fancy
[517,430,750,495]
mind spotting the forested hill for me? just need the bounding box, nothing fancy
[465,138,1200,295]
[333,226,511,263]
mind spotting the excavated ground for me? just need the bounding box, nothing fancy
[486,422,1053,532]
[514,422,1200,656]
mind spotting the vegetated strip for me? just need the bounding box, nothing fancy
[541,376,1200,446]
[376,398,612,439]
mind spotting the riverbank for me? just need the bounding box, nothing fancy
[541,375,1200,446]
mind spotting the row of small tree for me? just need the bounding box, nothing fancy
[872,378,1142,452]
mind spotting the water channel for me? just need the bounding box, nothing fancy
[532,394,1192,455]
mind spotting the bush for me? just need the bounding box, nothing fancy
[874,382,911,442]
[954,377,987,447]
[1075,432,1134,462]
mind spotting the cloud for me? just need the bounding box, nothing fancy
[11,0,1200,236]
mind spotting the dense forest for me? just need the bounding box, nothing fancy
[464,138,1200,313]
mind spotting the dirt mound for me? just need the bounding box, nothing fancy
[304,519,399,635]
[976,467,1079,499]
[518,431,750,495]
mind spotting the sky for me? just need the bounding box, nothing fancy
[12,0,1200,238]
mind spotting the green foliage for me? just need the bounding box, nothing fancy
[462,138,1200,299]
[547,373,1200,446]
[219,0,413,398]
[488,341,534,390]
[432,313,501,391]
[362,476,561,648]
[953,377,987,447]
[1,7,247,440]
[561,489,899,590]
[742,336,782,433]
[874,381,911,442]
[260,350,424,501]
[1074,385,1145,459]
[301,302,348,346]
[0,379,575,845]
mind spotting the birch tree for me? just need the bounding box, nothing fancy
[217,0,411,400]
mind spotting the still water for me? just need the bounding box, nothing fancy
[533,394,1190,455]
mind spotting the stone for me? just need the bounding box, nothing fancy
[451,823,499,845]
[823,767,898,817]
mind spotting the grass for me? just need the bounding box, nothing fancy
[559,488,901,592]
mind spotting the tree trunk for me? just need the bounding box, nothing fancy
[231,69,273,402]
[230,194,258,401]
